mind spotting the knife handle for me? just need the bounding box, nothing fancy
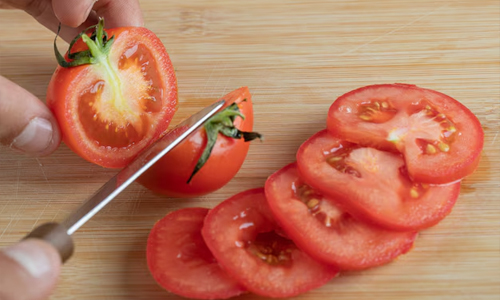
[23,222,74,263]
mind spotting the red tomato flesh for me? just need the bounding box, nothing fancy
[265,162,417,270]
[138,87,255,197]
[146,207,245,299]
[297,130,461,231]
[202,188,339,298]
[327,84,483,184]
[47,26,177,168]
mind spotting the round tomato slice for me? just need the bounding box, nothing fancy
[327,84,483,184]
[202,188,339,298]
[296,130,461,232]
[265,162,417,270]
[47,21,177,168]
[147,207,246,299]
[138,87,260,197]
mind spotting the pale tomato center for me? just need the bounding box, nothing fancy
[386,105,457,155]
[78,43,164,148]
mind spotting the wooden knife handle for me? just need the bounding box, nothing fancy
[23,222,74,263]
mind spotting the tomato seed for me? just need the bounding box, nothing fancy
[359,114,373,121]
[426,144,437,154]
[438,142,450,152]
[307,198,320,209]
[410,188,419,198]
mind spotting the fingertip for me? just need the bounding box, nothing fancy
[3,239,62,279]
[53,0,144,29]
[10,117,61,157]
[0,239,62,300]
[0,76,61,157]
[52,0,96,28]
[94,0,144,28]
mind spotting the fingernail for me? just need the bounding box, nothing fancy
[3,240,53,278]
[10,117,53,154]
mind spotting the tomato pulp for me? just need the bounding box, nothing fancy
[47,22,177,168]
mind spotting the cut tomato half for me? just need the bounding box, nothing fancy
[327,83,483,184]
[138,87,261,197]
[265,162,418,270]
[147,208,245,299]
[47,22,177,168]
[202,188,339,298]
[296,130,461,231]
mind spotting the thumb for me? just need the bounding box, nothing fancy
[0,239,62,300]
[0,75,60,156]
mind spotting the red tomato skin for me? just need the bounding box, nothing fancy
[296,130,461,232]
[138,87,253,198]
[202,188,339,298]
[147,207,246,299]
[265,162,418,271]
[327,83,483,184]
[47,27,178,168]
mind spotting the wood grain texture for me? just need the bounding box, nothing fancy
[0,0,499,299]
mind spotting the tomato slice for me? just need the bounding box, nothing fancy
[265,162,417,270]
[47,24,177,168]
[147,207,245,299]
[296,130,461,231]
[327,84,483,184]
[138,87,259,197]
[202,188,339,298]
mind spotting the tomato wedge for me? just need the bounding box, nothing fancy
[265,162,417,270]
[147,207,245,299]
[138,87,261,197]
[296,130,461,231]
[202,188,339,298]
[47,20,177,168]
[327,84,483,184]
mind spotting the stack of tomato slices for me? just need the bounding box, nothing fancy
[146,84,483,299]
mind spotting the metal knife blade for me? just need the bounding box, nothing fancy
[61,100,225,235]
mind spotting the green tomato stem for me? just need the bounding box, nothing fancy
[187,102,263,184]
[54,18,114,68]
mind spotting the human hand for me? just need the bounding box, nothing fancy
[0,0,143,156]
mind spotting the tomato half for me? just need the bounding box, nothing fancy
[265,162,417,270]
[147,207,246,299]
[47,21,177,168]
[296,130,461,231]
[138,87,260,197]
[201,188,339,298]
[327,84,483,184]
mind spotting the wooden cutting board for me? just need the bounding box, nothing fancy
[0,1,499,299]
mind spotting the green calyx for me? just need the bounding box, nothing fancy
[54,18,115,68]
[187,101,263,183]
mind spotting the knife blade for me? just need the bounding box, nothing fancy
[23,99,226,262]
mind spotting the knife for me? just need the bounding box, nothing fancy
[22,100,226,263]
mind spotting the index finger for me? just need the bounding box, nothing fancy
[52,0,143,29]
